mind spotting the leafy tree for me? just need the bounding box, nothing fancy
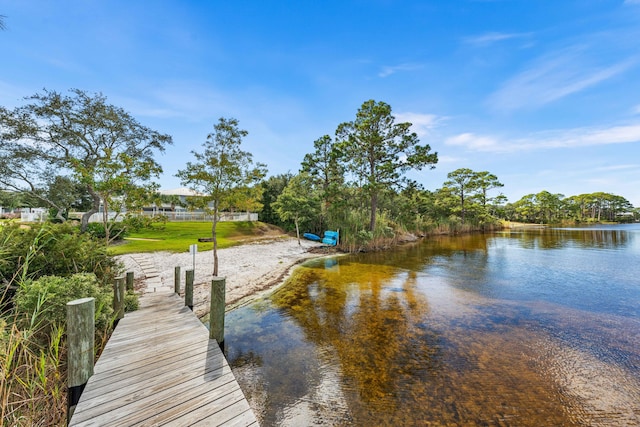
[41,175,90,221]
[273,173,320,245]
[0,89,172,242]
[260,173,293,226]
[335,100,437,231]
[230,166,267,220]
[535,190,565,223]
[176,117,266,276]
[442,168,479,223]
[475,171,504,207]
[301,135,345,231]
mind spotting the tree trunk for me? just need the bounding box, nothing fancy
[81,187,101,232]
[295,218,301,246]
[369,191,377,231]
[103,199,110,246]
[461,191,466,223]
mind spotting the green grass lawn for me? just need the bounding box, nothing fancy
[109,221,278,255]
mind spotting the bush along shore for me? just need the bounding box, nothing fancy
[0,222,135,426]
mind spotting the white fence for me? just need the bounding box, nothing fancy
[80,211,258,223]
[20,211,47,222]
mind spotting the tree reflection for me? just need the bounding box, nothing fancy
[271,261,441,420]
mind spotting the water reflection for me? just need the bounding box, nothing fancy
[227,225,640,426]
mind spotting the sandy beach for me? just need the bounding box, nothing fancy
[117,236,326,317]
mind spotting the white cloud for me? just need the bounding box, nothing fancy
[445,123,640,153]
[624,0,640,4]
[394,112,444,137]
[488,47,636,111]
[463,32,531,47]
[445,133,501,151]
[633,104,640,115]
[378,63,422,78]
[594,164,639,172]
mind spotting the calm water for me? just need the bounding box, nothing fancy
[226,224,640,426]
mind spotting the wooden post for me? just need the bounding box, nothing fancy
[126,271,134,291]
[185,269,194,310]
[174,266,181,294]
[209,277,226,346]
[67,297,95,424]
[113,276,125,326]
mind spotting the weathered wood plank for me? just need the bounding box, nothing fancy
[69,292,259,426]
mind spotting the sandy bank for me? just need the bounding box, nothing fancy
[118,236,326,317]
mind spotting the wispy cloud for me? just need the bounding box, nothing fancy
[594,164,639,172]
[445,133,501,151]
[624,0,640,5]
[445,123,640,153]
[488,47,636,111]
[378,63,422,78]
[463,32,531,47]
[633,104,640,115]
[394,112,444,137]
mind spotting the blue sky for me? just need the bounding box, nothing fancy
[2,0,640,206]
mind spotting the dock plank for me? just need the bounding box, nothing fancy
[69,292,259,426]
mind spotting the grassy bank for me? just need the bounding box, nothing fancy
[109,221,284,255]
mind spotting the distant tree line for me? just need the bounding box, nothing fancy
[262,101,637,249]
[2,91,637,252]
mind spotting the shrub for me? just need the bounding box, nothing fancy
[14,273,113,337]
[85,221,127,241]
[125,290,139,312]
[0,222,120,289]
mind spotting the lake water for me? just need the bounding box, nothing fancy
[225,224,640,426]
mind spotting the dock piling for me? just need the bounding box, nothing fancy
[174,266,181,294]
[126,271,134,291]
[209,277,226,346]
[185,269,194,310]
[113,276,125,326]
[66,297,95,424]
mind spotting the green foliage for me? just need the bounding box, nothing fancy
[0,88,172,240]
[506,191,634,224]
[273,173,321,241]
[335,99,438,231]
[14,273,113,336]
[260,173,293,227]
[176,117,267,275]
[86,221,127,241]
[0,222,119,289]
[1,309,67,425]
[125,290,139,312]
[122,214,168,232]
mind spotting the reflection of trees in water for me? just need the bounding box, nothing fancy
[271,264,442,420]
[509,228,632,250]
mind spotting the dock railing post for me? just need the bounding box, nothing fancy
[185,269,194,310]
[113,276,125,327]
[209,277,226,347]
[67,297,95,424]
[174,266,181,294]
[126,271,134,292]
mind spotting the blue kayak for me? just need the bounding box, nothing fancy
[303,232,322,242]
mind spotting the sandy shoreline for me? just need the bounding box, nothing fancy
[117,236,326,317]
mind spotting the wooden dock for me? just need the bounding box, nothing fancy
[69,292,259,426]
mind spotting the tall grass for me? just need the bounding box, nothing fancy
[0,223,118,426]
[1,298,67,426]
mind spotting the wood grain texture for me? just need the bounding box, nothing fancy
[69,292,259,426]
